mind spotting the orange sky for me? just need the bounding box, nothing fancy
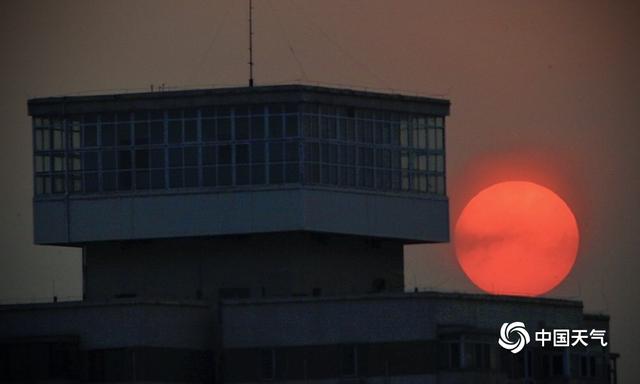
[1,0,639,380]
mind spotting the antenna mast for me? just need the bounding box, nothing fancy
[248,0,254,87]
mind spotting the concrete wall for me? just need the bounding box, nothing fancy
[84,233,404,302]
[34,187,449,245]
[221,293,584,348]
[0,300,213,350]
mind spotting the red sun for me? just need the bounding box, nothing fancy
[454,181,579,297]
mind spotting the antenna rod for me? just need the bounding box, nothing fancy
[249,0,254,87]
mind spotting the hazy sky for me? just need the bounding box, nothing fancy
[1,0,639,380]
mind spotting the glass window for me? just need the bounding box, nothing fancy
[150,170,165,189]
[269,142,283,162]
[185,167,199,187]
[218,145,232,165]
[81,152,97,170]
[118,150,132,169]
[101,123,115,146]
[202,146,216,165]
[149,149,165,168]
[168,120,182,144]
[169,169,183,188]
[235,144,249,164]
[83,125,98,147]
[251,142,265,163]
[252,164,265,184]
[102,151,116,170]
[85,173,99,192]
[103,171,117,191]
[235,116,249,140]
[150,121,164,144]
[285,115,298,137]
[251,116,265,139]
[203,166,216,186]
[118,171,132,191]
[285,142,299,162]
[218,166,232,185]
[136,171,150,190]
[184,120,198,142]
[202,119,216,142]
[184,147,199,167]
[217,118,231,141]
[236,165,250,185]
[134,122,149,145]
[117,122,131,146]
[270,163,283,184]
[169,148,183,167]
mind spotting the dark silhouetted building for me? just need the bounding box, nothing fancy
[0,85,617,383]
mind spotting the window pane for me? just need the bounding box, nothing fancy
[269,115,283,138]
[203,146,216,165]
[184,120,198,142]
[184,147,199,166]
[101,124,115,146]
[136,171,150,190]
[103,171,117,191]
[150,149,165,168]
[83,152,98,170]
[102,151,117,170]
[251,142,265,163]
[118,171,132,190]
[203,166,216,186]
[134,122,149,145]
[150,170,165,189]
[184,167,199,187]
[218,145,231,165]
[236,165,250,185]
[117,123,131,146]
[85,173,98,193]
[304,163,319,183]
[218,166,232,185]
[251,164,265,184]
[83,125,98,147]
[285,163,299,183]
[202,119,216,142]
[150,121,164,144]
[285,142,298,162]
[251,116,265,139]
[269,142,283,162]
[235,116,249,140]
[135,150,149,169]
[169,148,183,167]
[236,144,249,164]
[269,164,283,184]
[168,120,182,144]
[169,169,183,188]
[52,175,65,193]
[217,118,231,140]
[285,115,298,137]
[118,150,132,169]
[305,143,319,162]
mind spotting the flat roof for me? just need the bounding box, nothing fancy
[28,84,451,117]
[220,290,583,309]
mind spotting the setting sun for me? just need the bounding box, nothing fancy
[455,181,579,297]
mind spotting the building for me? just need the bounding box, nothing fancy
[1,84,617,383]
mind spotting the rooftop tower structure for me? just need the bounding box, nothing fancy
[29,84,450,301]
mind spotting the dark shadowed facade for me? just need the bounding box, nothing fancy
[0,85,617,383]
